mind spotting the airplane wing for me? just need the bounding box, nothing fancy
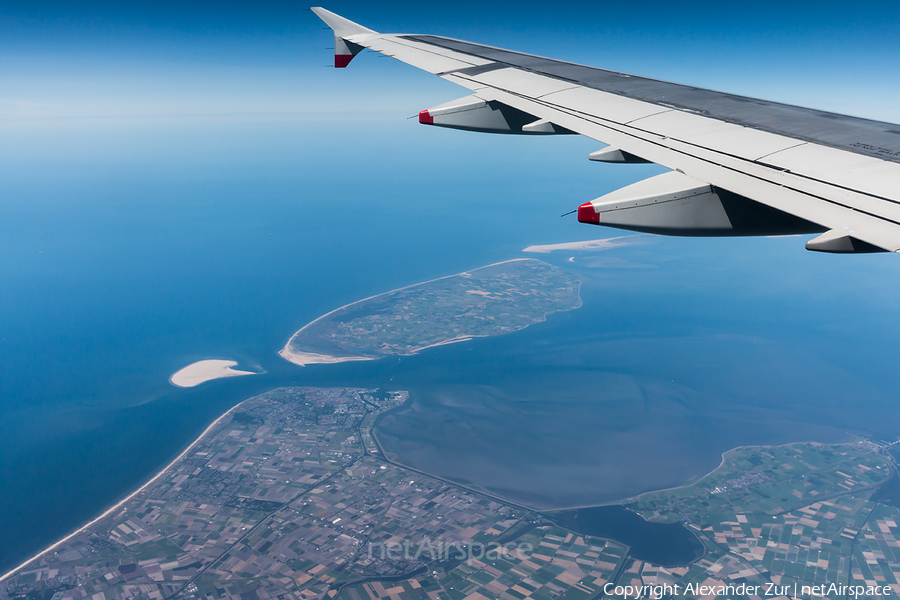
[311,7,900,254]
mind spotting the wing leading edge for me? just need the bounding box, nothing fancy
[311,7,900,254]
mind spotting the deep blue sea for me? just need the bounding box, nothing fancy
[3,116,900,573]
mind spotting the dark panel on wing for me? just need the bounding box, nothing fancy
[405,35,900,164]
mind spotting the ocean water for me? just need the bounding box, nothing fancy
[3,116,900,573]
[0,116,615,570]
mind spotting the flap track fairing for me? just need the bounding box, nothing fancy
[577,171,826,237]
[419,95,574,135]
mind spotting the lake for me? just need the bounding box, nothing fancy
[551,505,705,567]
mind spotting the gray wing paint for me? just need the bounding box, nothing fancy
[312,7,900,253]
[409,35,900,164]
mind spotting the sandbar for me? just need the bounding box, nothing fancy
[169,359,256,388]
[522,234,642,253]
[277,348,375,367]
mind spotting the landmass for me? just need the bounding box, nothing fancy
[0,387,627,600]
[522,236,642,254]
[5,385,900,600]
[11,251,900,599]
[169,360,257,388]
[617,441,899,600]
[279,259,581,367]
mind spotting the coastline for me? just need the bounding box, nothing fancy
[545,438,862,512]
[278,258,532,367]
[0,399,249,583]
[1,399,867,585]
[6,257,579,580]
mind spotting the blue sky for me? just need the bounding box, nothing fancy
[3,0,900,129]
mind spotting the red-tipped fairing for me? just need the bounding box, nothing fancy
[577,202,600,224]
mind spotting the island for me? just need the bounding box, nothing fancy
[169,360,257,388]
[280,259,582,367]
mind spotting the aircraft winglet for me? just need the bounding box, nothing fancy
[311,7,377,68]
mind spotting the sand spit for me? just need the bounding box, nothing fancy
[522,235,643,253]
[277,347,376,367]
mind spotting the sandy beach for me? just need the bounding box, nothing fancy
[169,359,256,388]
[0,400,247,583]
[277,347,376,367]
[411,335,479,352]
